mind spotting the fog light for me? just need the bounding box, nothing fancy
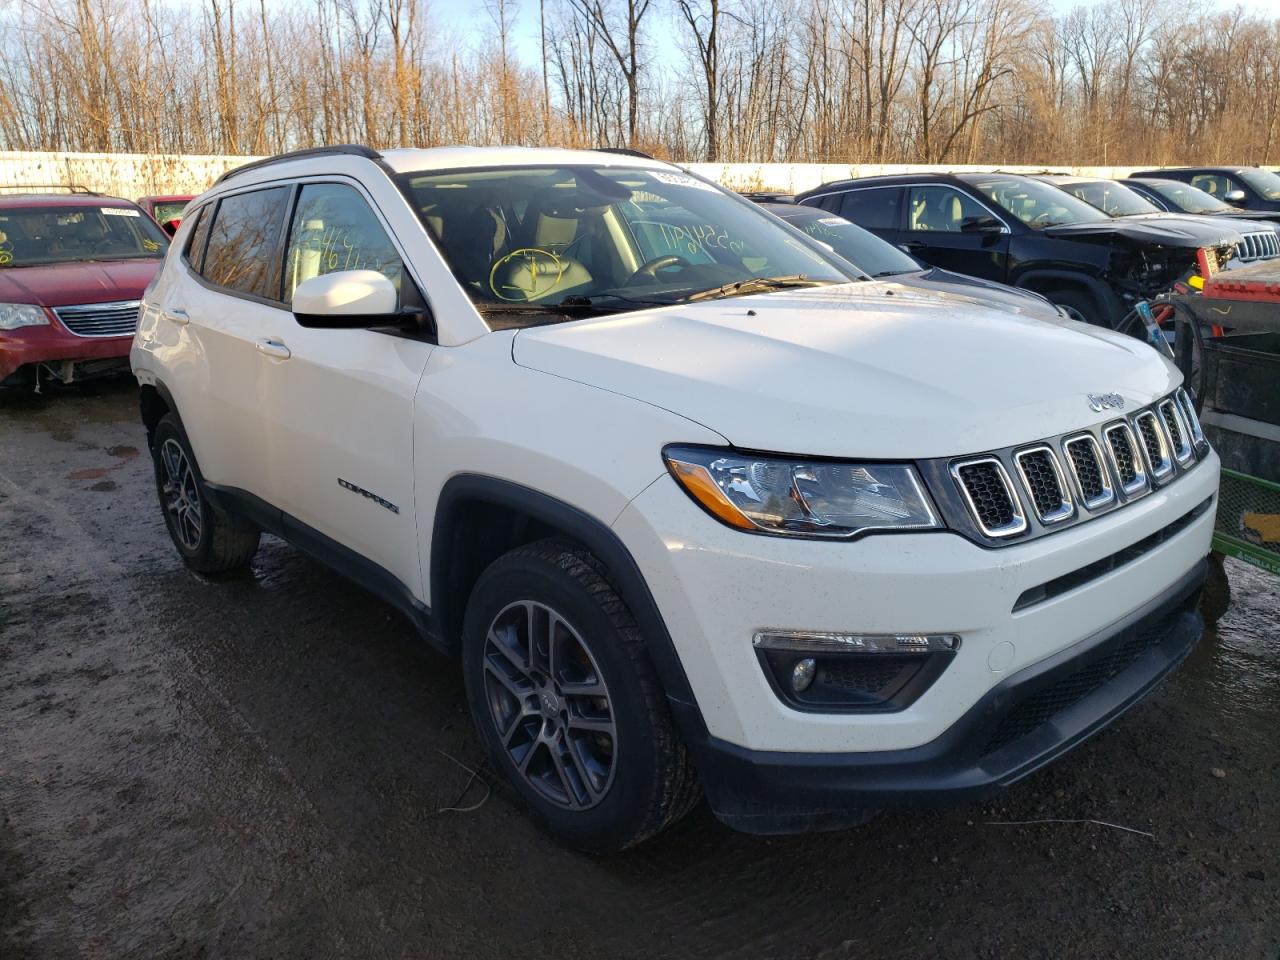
[791,658,816,692]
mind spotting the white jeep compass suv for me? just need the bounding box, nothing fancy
[132,145,1220,852]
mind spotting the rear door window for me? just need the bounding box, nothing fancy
[837,188,903,230]
[201,187,291,300]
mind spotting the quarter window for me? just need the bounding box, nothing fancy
[836,188,903,230]
[282,183,403,304]
[906,186,989,232]
[201,187,291,299]
[184,205,211,270]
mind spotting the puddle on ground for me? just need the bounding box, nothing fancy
[1182,559,1280,732]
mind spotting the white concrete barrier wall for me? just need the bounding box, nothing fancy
[0,150,1155,199]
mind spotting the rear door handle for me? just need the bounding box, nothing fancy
[255,338,291,360]
[900,241,926,251]
[165,308,189,325]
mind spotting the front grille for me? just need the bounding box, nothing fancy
[53,300,141,338]
[1135,411,1173,479]
[1236,231,1280,263]
[1063,434,1114,508]
[952,458,1026,537]
[1014,447,1072,523]
[983,610,1176,754]
[1159,400,1192,463]
[1104,423,1147,493]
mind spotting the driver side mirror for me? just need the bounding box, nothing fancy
[293,270,405,329]
[1223,189,1247,205]
[960,215,1004,234]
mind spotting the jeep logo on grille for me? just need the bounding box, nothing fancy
[1087,392,1125,412]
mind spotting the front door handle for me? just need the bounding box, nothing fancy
[900,240,926,251]
[165,308,189,325]
[255,338,291,360]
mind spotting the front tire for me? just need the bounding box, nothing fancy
[150,413,260,575]
[461,539,699,852]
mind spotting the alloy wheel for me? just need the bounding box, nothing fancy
[482,600,618,810]
[160,438,202,550]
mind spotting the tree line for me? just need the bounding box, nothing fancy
[0,0,1276,166]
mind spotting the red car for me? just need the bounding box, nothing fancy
[0,190,169,388]
[136,195,195,235]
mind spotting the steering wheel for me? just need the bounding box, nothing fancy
[489,248,565,302]
[626,255,692,285]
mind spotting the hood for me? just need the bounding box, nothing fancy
[1044,214,1242,249]
[513,282,1179,459]
[0,259,162,308]
[895,268,1061,321]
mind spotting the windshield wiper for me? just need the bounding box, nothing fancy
[679,275,831,303]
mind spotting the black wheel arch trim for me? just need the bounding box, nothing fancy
[431,474,710,739]
[1013,269,1123,324]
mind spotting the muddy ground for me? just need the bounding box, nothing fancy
[1,379,1277,960]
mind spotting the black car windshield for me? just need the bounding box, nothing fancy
[1062,181,1159,217]
[1145,181,1232,214]
[396,165,853,323]
[772,206,920,277]
[963,176,1109,227]
[1238,169,1280,201]
[0,204,169,267]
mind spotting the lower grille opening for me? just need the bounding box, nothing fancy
[1012,496,1213,612]
[982,611,1177,755]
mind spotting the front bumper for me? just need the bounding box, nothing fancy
[0,324,132,383]
[684,560,1204,833]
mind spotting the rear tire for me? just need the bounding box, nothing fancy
[150,413,260,575]
[461,538,700,852]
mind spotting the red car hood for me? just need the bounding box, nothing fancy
[0,260,161,308]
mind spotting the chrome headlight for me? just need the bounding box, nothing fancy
[0,303,50,330]
[664,446,942,539]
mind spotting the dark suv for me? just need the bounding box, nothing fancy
[795,172,1241,327]
[1130,167,1280,213]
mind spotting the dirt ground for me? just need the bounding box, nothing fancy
[1,378,1277,960]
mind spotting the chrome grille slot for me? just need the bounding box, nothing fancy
[1103,422,1148,495]
[1062,433,1115,509]
[1134,410,1173,480]
[1159,399,1193,464]
[53,300,141,338]
[1176,388,1209,454]
[951,457,1027,538]
[1014,446,1073,523]
[1236,231,1280,263]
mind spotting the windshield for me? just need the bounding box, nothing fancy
[963,176,1108,228]
[151,201,189,224]
[0,204,169,267]
[775,207,920,277]
[1062,181,1159,217]
[396,165,852,323]
[1238,169,1280,201]
[1146,182,1232,214]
